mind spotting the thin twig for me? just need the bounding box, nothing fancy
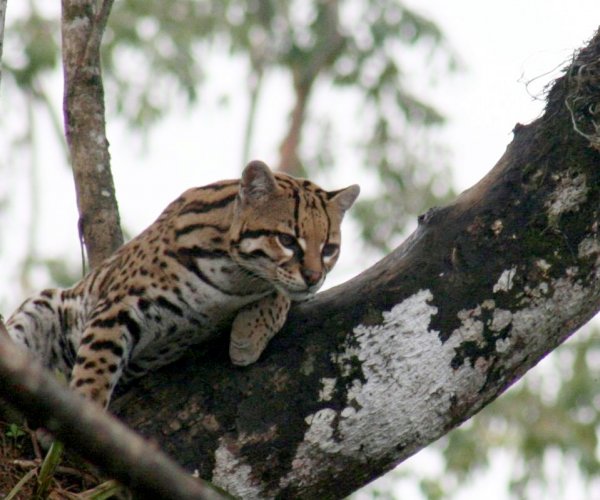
[76,0,115,80]
[12,458,98,482]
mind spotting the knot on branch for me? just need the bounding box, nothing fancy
[565,36,600,150]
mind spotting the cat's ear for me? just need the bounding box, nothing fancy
[328,185,360,214]
[240,160,278,203]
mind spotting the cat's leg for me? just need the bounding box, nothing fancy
[70,304,140,408]
[5,289,71,375]
[229,292,291,366]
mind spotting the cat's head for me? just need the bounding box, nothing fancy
[229,160,359,300]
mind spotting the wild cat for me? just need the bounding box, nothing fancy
[5,160,359,407]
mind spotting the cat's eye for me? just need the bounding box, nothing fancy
[322,243,338,258]
[277,233,297,249]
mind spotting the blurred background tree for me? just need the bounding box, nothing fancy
[0,1,598,498]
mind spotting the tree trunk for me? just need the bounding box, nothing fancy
[61,0,123,269]
[112,30,600,499]
[277,79,312,175]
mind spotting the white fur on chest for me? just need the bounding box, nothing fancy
[127,256,273,358]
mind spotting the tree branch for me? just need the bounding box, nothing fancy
[61,0,123,269]
[277,0,345,175]
[111,27,600,498]
[277,80,312,175]
[241,65,263,166]
[0,321,229,500]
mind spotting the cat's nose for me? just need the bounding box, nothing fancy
[302,268,323,286]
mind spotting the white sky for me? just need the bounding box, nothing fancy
[1,2,600,498]
[416,0,600,189]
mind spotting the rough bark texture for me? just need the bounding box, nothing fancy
[61,0,123,268]
[111,30,600,499]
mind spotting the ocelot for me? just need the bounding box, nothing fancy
[5,161,359,408]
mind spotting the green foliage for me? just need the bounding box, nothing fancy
[5,9,59,90]
[33,439,64,500]
[355,124,453,251]
[103,0,206,127]
[5,422,26,448]
[418,477,445,500]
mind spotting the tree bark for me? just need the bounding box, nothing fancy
[61,0,123,269]
[277,80,312,175]
[111,28,600,498]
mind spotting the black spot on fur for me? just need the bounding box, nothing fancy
[116,310,142,345]
[156,296,183,316]
[89,340,124,357]
[74,377,96,387]
[138,298,151,311]
[81,334,94,345]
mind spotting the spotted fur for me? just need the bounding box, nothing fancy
[6,161,359,407]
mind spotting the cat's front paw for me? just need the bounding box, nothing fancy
[229,339,261,366]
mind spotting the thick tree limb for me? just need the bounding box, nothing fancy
[111,28,600,498]
[0,322,229,500]
[61,0,123,268]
